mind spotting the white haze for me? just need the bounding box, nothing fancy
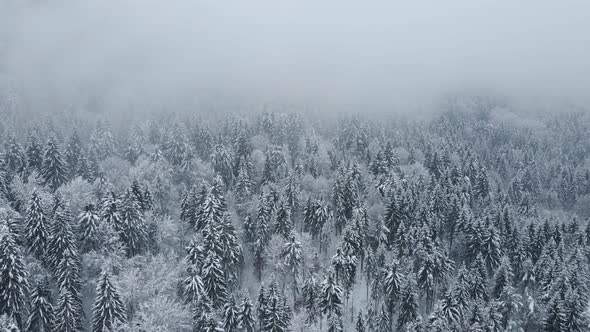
[1,0,589,114]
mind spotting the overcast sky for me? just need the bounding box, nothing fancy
[1,0,589,113]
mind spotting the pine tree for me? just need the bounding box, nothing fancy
[25,190,48,259]
[0,225,29,329]
[92,270,126,332]
[238,296,255,332]
[25,282,54,332]
[41,137,68,191]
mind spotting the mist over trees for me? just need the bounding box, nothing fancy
[0,96,589,331]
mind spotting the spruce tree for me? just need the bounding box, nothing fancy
[223,296,240,332]
[182,269,204,305]
[281,236,303,302]
[78,203,100,252]
[25,282,54,332]
[92,271,126,332]
[65,131,82,179]
[302,275,321,327]
[319,273,343,324]
[54,288,80,332]
[25,190,48,259]
[397,280,419,330]
[201,252,227,307]
[120,189,148,257]
[101,191,122,232]
[355,311,366,332]
[274,202,292,239]
[40,137,68,191]
[45,206,77,272]
[0,225,29,329]
[238,295,255,332]
[26,131,44,173]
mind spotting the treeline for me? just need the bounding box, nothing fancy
[0,103,590,331]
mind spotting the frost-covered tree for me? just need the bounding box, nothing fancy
[78,203,100,252]
[119,189,148,257]
[25,190,48,259]
[223,296,240,332]
[0,225,29,329]
[25,282,54,332]
[92,271,126,332]
[41,137,68,191]
[238,295,256,332]
[302,275,321,327]
[26,131,44,173]
[201,252,227,307]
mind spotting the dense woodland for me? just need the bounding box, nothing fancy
[1,99,590,332]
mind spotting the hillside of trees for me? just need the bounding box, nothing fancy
[1,99,590,331]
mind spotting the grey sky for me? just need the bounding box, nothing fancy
[1,0,589,113]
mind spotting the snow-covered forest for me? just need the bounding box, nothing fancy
[2,1,590,331]
[1,99,590,332]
